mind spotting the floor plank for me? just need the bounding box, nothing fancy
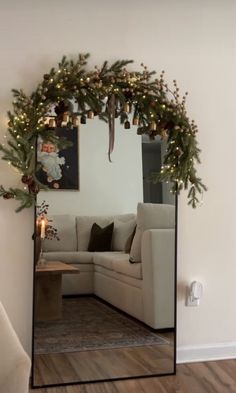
[33,341,174,385]
[29,360,236,393]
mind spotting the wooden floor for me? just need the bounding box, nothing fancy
[30,359,236,393]
[33,338,174,385]
[33,294,174,386]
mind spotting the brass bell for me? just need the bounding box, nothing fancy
[87,110,94,119]
[72,116,80,127]
[124,120,131,129]
[149,121,157,131]
[81,115,87,124]
[62,113,69,123]
[132,116,139,126]
[161,129,168,138]
[48,118,56,128]
[124,103,130,113]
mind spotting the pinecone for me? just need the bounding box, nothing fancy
[21,175,33,185]
[55,100,73,116]
[28,181,39,195]
[3,192,14,199]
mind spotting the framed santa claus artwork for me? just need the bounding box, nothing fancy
[36,127,79,190]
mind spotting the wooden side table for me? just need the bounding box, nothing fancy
[35,261,79,322]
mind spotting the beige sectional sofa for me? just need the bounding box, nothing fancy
[43,204,175,329]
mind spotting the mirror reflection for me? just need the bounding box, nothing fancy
[32,118,176,387]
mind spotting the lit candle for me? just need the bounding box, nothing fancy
[36,219,40,236]
[41,219,46,239]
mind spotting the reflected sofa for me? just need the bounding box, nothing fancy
[42,204,175,329]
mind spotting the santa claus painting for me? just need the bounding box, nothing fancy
[36,128,79,190]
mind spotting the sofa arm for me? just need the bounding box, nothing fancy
[141,228,175,329]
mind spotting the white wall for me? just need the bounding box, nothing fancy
[38,118,143,216]
[0,0,236,359]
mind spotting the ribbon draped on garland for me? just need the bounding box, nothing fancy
[107,94,116,162]
[0,54,206,211]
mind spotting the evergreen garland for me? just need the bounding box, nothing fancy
[0,53,206,212]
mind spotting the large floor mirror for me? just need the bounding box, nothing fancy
[31,117,177,388]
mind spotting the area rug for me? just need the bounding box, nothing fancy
[34,297,168,354]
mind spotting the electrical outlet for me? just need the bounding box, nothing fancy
[186,295,200,307]
[186,285,200,307]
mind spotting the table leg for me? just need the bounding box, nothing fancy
[35,274,62,322]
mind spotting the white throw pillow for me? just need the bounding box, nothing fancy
[129,203,175,262]
[112,218,136,251]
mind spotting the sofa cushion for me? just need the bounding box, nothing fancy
[93,252,127,271]
[93,252,141,279]
[43,251,94,264]
[93,254,113,270]
[88,222,114,252]
[136,203,175,228]
[94,265,142,289]
[114,214,136,222]
[130,203,175,262]
[76,214,135,251]
[42,215,77,252]
[112,218,136,251]
[113,259,142,280]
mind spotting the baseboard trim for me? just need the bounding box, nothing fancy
[177,342,236,363]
